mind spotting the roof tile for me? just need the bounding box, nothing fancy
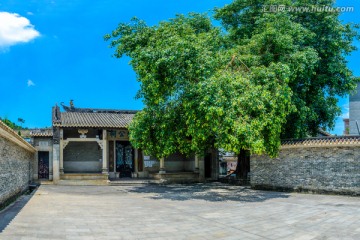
[53,112,135,128]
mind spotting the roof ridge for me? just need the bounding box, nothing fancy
[61,108,140,114]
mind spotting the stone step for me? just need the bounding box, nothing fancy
[109,179,162,186]
[57,180,109,186]
[60,173,108,180]
[35,180,53,185]
[150,172,200,183]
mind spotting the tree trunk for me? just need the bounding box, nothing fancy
[235,148,250,182]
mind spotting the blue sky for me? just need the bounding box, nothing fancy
[0,0,359,136]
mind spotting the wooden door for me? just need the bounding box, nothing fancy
[38,151,49,179]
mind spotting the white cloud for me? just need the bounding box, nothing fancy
[27,12,34,16]
[27,79,35,87]
[0,12,40,49]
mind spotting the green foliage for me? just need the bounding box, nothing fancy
[214,0,360,138]
[0,117,26,130]
[106,0,359,158]
[106,14,228,157]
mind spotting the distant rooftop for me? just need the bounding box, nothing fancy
[18,129,53,138]
[30,129,53,137]
[317,128,332,137]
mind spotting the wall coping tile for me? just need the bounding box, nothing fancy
[0,120,36,153]
[281,136,360,149]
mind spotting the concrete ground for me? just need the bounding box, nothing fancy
[0,183,359,240]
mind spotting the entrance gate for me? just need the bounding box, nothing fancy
[38,151,49,179]
[116,141,134,178]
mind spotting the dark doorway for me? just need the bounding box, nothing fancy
[204,153,212,178]
[116,141,134,178]
[38,151,49,179]
[237,150,250,184]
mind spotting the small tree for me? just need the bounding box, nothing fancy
[18,118,25,129]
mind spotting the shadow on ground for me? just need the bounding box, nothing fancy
[129,182,290,202]
[0,190,36,232]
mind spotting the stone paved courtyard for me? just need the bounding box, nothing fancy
[1,183,359,240]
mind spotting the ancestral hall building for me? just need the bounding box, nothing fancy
[29,103,218,184]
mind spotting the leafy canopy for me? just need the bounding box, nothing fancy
[105,0,359,158]
[214,0,360,138]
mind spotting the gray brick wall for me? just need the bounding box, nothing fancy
[0,137,34,206]
[63,142,102,173]
[251,147,360,195]
[165,153,194,172]
[143,153,195,173]
[33,137,52,147]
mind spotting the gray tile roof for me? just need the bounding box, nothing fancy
[53,112,136,128]
[30,130,53,137]
[317,128,332,137]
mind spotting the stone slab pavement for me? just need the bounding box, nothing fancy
[0,183,359,240]
[0,194,32,232]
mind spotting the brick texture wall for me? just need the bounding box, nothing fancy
[0,137,34,207]
[63,142,102,173]
[251,146,360,195]
[143,153,195,173]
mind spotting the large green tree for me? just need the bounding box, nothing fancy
[105,0,359,162]
[105,14,293,159]
[214,0,359,138]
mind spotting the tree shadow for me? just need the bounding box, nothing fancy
[128,182,290,202]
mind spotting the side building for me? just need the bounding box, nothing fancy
[51,104,138,182]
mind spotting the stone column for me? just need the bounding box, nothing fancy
[113,143,116,175]
[59,129,64,174]
[159,157,166,174]
[194,154,199,173]
[49,151,53,180]
[52,144,60,182]
[102,130,108,174]
[33,151,39,179]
